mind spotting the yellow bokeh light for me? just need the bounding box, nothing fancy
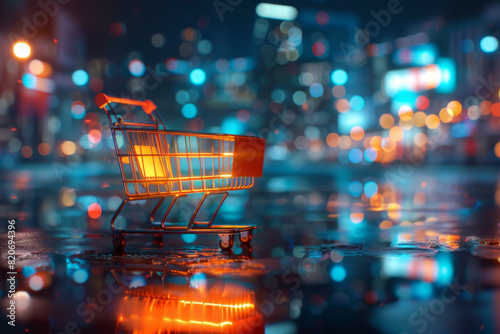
[350,126,365,141]
[13,42,31,59]
[425,114,440,129]
[398,106,413,121]
[399,118,414,131]
[59,187,76,207]
[379,114,394,129]
[387,203,401,220]
[389,126,404,141]
[413,111,427,127]
[439,108,453,123]
[446,101,462,117]
[60,141,76,156]
[29,60,44,75]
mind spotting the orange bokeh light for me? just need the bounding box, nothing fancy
[350,126,365,141]
[413,111,427,127]
[425,115,440,129]
[326,133,340,148]
[379,114,394,129]
[38,143,50,156]
[480,101,492,115]
[389,126,404,141]
[439,108,453,123]
[495,142,500,158]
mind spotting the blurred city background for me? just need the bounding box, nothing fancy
[1,1,500,333]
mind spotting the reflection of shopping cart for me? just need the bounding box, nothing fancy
[112,269,263,333]
[95,93,265,251]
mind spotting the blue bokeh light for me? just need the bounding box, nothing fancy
[22,73,37,89]
[181,104,198,119]
[348,181,363,197]
[348,148,363,164]
[364,147,377,162]
[331,265,346,282]
[190,68,206,85]
[331,69,348,85]
[128,60,146,77]
[364,181,378,198]
[309,83,324,98]
[72,70,89,86]
[350,95,364,111]
[480,36,498,53]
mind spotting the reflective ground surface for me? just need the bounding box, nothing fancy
[1,164,500,334]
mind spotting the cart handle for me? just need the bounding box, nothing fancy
[95,93,166,130]
[95,93,156,114]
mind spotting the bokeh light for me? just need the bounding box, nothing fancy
[190,69,206,85]
[72,70,89,86]
[480,36,498,53]
[13,41,31,59]
[379,114,394,129]
[182,104,198,118]
[331,69,348,85]
[87,203,102,219]
[128,60,146,77]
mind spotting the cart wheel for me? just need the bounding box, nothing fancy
[113,233,125,250]
[152,233,164,248]
[219,234,234,252]
[239,230,253,244]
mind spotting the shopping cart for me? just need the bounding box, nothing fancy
[94,93,265,252]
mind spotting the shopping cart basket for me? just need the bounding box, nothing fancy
[95,93,265,251]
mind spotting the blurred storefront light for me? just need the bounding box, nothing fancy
[383,58,456,97]
[256,3,298,21]
[13,41,31,59]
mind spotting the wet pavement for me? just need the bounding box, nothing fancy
[1,164,500,333]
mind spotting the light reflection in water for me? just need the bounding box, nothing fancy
[115,276,262,333]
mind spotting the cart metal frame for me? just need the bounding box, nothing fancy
[95,93,264,251]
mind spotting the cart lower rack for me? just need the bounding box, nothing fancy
[95,93,265,251]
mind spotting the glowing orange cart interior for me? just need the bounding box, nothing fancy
[95,93,265,251]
